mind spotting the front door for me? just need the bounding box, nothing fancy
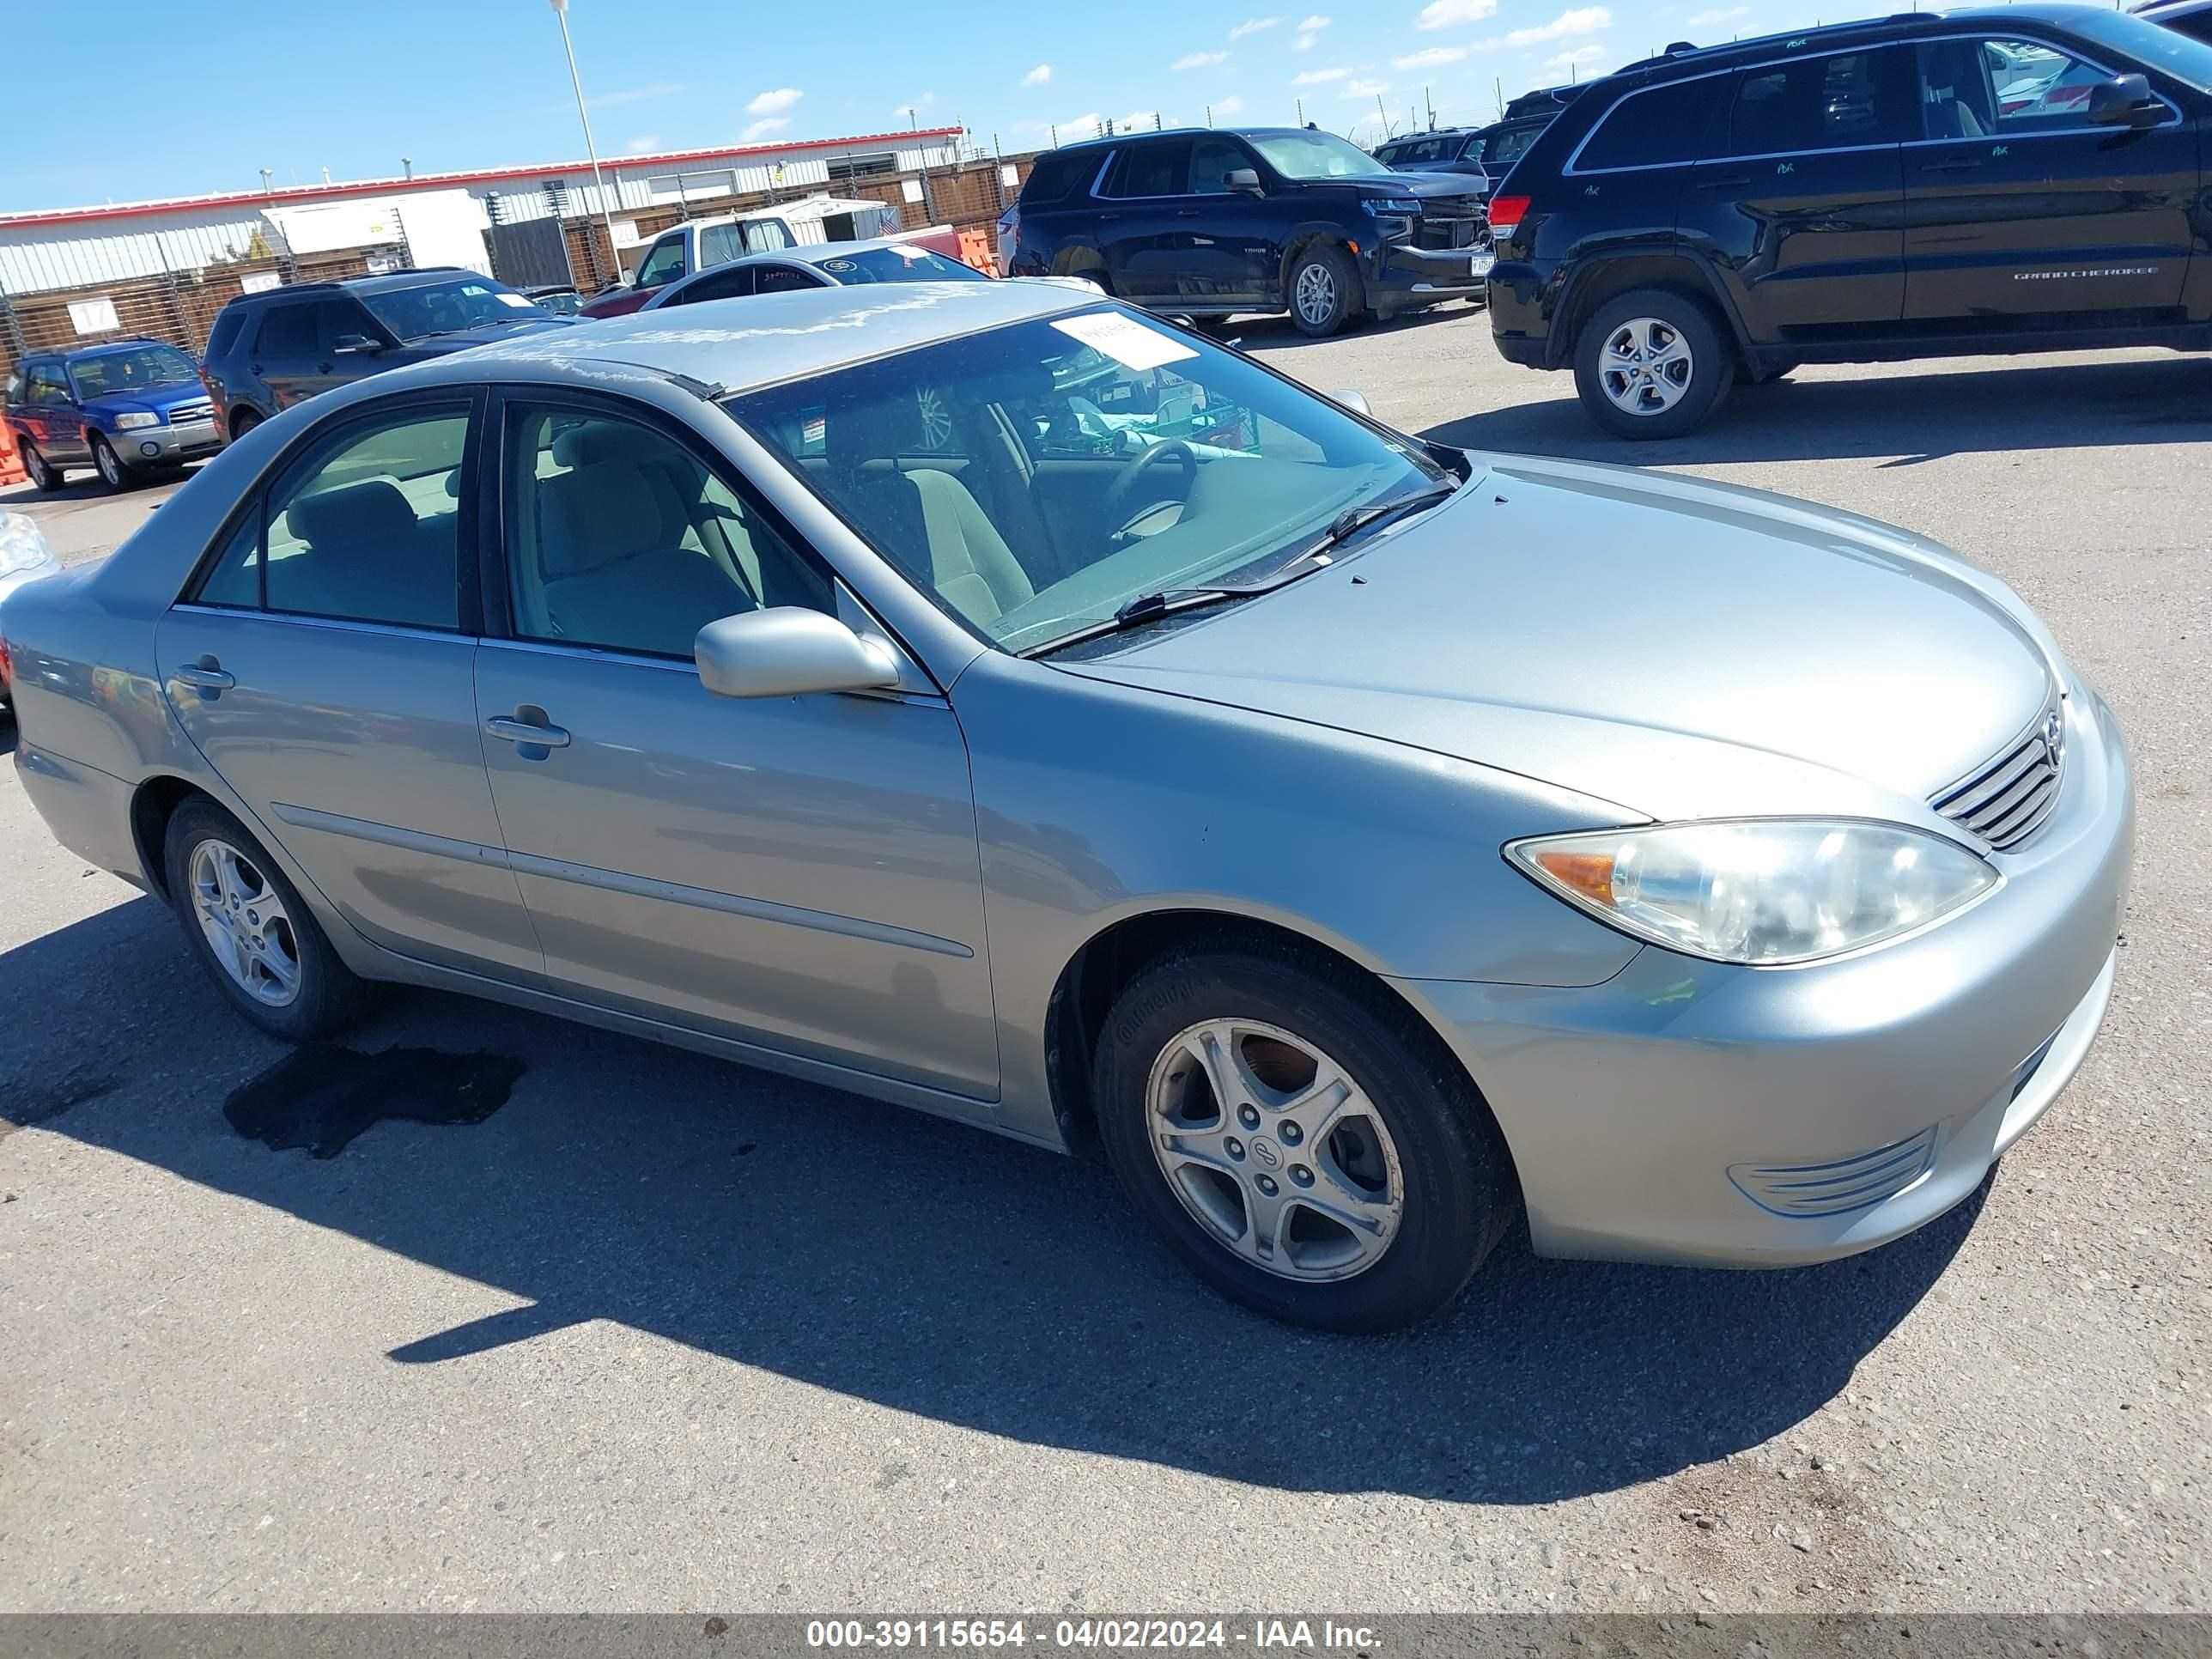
[252,300,352,411]
[1180,134,1274,307]
[1684,46,1912,338]
[1904,34,2197,322]
[1097,137,1196,305]
[474,393,1000,1098]
[157,392,545,978]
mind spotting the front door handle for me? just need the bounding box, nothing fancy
[1917,158,1984,175]
[484,714,572,749]
[175,660,234,693]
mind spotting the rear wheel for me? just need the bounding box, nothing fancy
[21,441,61,492]
[1572,288,1735,439]
[229,407,263,441]
[90,434,132,494]
[1092,945,1518,1332]
[161,798,368,1042]
[1287,245,1361,338]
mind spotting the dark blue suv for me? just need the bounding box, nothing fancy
[3,337,219,492]
[1002,126,1492,337]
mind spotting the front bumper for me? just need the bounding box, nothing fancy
[1396,684,2134,1269]
[1370,241,1492,312]
[105,417,222,465]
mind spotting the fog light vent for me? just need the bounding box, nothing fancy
[1729,1125,1941,1218]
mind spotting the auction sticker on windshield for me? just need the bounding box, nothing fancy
[497,293,536,307]
[1049,313,1199,372]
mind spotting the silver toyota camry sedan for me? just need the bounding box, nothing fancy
[3,283,2132,1331]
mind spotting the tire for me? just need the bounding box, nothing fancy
[229,407,263,440]
[21,441,62,493]
[90,434,133,494]
[1092,943,1519,1332]
[161,797,368,1042]
[1571,287,1735,440]
[1286,244,1361,339]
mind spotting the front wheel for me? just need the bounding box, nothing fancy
[1092,945,1518,1331]
[1572,288,1735,440]
[1286,245,1361,339]
[90,434,133,494]
[162,798,368,1042]
[21,441,62,492]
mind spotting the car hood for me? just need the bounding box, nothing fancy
[1062,453,2059,826]
[1316,171,1488,199]
[78,385,204,418]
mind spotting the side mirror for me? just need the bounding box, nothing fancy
[2087,73,2159,129]
[695,606,900,699]
[1330,388,1374,417]
[1224,167,1264,196]
[331,334,382,356]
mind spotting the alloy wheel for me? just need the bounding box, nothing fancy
[94,440,124,489]
[1293,262,1339,329]
[1146,1017,1404,1282]
[188,839,302,1008]
[1597,316,1695,416]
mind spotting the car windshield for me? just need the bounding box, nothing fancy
[726,306,1449,654]
[1249,130,1387,179]
[816,248,989,284]
[69,344,198,397]
[2066,9,2212,91]
[358,277,544,340]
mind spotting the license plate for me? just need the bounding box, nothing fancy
[1471,252,1496,279]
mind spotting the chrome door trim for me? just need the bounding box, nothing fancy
[167,603,474,648]
[270,802,510,867]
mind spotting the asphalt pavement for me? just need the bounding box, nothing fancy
[1,311,2205,1614]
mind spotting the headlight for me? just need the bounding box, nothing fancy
[1367,197,1423,216]
[112,411,159,430]
[1507,820,2000,966]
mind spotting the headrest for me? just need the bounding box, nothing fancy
[552,419,671,471]
[824,391,927,475]
[286,479,414,552]
[538,460,661,579]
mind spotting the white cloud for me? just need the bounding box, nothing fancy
[623,134,662,155]
[1394,46,1467,69]
[588,82,684,111]
[1414,0,1497,30]
[740,118,787,141]
[1023,63,1053,86]
[1543,43,1607,76]
[1499,6,1609,48]
[1175,50,1230,70]
[1292,65,1349,85]
[1294,14,1330,50]
[745,87,803,116]
[1687,4,1750,24]
[1228,15,1281,40]
[1345,77,1389,97]
[1212,94,1247,116]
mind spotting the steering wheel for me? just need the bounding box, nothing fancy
[1099,440,1199,541]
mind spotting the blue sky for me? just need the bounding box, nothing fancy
[8,1,1850,213]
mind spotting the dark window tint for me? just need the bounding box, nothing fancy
[1103,138,1194,198]
[1377,134,1462,166]
[501,404,831,658]
[1577,77,1723,169]
[671,266,755,306]
[196,512,262,608]
[1725,49,1906,155]
[27,365,72,404]
[1188,136,1254,193]
[206,307,248,362]
[1479,123,1545,168]
[2177,15,2212,46]
[254,304,319,360]
[1018,149,1101,203]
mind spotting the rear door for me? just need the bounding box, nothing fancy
[1904,33,2196,321]
[156,391,544,978]
[23,361,88,462]
[1684,46,1912,338]
[252,301,340,410]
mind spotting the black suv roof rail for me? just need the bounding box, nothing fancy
[214,265,472,309]
[1615,12,1945,76]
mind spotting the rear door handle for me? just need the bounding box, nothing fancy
[1694,174,1753,190]
[484,714,572,749]
[1917,158,1984,175]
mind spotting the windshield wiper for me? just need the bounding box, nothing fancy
[1267,481,1459,580]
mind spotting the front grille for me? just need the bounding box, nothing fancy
[1729,1125,1941,1218]
[166,398,214,427]
[1933,696,2064,852]
[1414,195,1485,250]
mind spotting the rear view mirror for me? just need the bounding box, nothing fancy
[2087,73,2160,128]
[695,606,900,699]
[1225,167,1263,195]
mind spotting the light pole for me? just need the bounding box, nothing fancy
[547,0,623,287]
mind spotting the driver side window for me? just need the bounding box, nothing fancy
[634,236,687,288]
[501,402,833,659]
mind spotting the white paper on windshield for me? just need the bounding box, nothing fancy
[890,244,931,260]
[1049,313,1199,372]
[496,292,536,308]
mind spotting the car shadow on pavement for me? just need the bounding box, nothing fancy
[1421,352,2212,467]
[1,894,1983,1507]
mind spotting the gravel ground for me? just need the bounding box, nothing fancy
[0,311,2205,1614]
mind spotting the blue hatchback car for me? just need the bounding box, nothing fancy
[4,337,221,493]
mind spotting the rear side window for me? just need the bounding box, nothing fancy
[699,223,742,266]
[1574,77,1724,170]
[1102,139,1194,198]
[254,304,318,361]
[1018,149,1102,203]
[1724,48,1909,155]
[206,307,248,362]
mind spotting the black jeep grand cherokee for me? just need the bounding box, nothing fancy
[1003,127,1491,337]
[1488,4,2212,436]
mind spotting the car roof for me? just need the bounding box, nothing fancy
[392,278,1098,395]
[1046,124,1352,153]
[1615,5,2128,79]
[754,234,965,269]
[216,267,488,309]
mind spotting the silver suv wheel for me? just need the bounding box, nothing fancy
[1597,316,1695,416]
